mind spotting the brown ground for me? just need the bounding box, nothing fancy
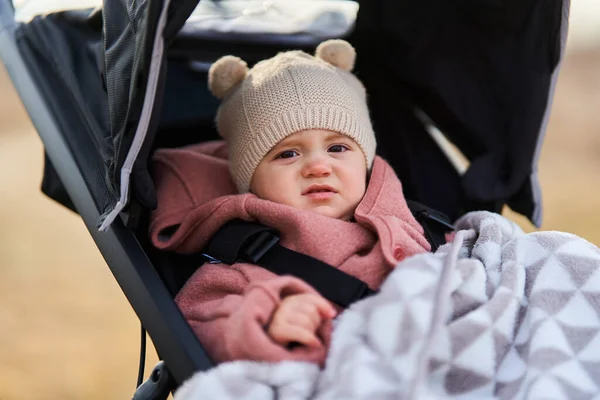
[0,44,599,398]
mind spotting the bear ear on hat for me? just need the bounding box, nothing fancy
[315,39,356,72]
[208,55,249,99]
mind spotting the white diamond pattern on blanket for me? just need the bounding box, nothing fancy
[451,291,486,320]
[513,304,529,339]
[556,292,600,327]
[581,268,600,292]
[497,347,527,382]
[529,348,572,370]
[427,363,451,396]
[555,377,598,400]
[530,307,553,332]
[559,254,600,288]
[455,258,481,280]
[444,366,491,394]
[453,330,496,377]
[493,297,520,340]
[461,301,494,326]
[555,235,600,258]
[493,331,511,368]
[581,362,600,386]
[452,383,497,399]
[515,311,545,348]
[515,339,531,363]
[515,237,550,268]
[561,325,599,354]
[495,376,525,400]
[449,322,488,356]
[530,289,575,315]
[530,256,577,293]
[498,264,522,291]
[523,257,548,298]
[582,292,600,314]
[527,376,570,399]
[486,267,502,298]
[472,241,501,282]
[429,357,446,373]
[529,318,575,356]
[483,289,511,322]
[533,232,576,253]
[551,360,598,393]
[579,333,600,362]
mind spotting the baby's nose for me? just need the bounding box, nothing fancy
[302,157,332,177]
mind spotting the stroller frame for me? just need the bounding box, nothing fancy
[0,0,212,386]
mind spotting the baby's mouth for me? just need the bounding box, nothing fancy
[303,185,337,200]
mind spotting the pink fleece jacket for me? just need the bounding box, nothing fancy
[149,141,431,365]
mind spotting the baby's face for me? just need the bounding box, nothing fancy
[250,129,367,220]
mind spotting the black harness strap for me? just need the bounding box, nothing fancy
[406,200,455,252]
[201,202,453,307]
[202,219,376,307]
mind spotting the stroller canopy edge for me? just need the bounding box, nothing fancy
[527,0,571,227]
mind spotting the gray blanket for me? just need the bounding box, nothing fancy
[175,211,600,399]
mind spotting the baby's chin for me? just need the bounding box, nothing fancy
[301,204,355,221]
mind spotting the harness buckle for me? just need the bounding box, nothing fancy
[242,231,280,263]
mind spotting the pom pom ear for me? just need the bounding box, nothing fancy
[315,39,356,72]
[208,55,248,99]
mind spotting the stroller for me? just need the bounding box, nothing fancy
[0,0,570,398]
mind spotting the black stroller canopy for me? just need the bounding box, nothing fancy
[0,0,570,391]
[9,0,567,229]
[104,0,568,230]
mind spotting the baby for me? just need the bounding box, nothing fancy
[150,39,432,365]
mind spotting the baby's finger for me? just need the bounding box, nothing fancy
[284,325,322,348]
[294,301,325,325]
[284,310,319,331]
[303,294,337,319]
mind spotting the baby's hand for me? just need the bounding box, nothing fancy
[267,293,337,348]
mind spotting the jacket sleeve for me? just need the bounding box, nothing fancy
[175,263,332,365]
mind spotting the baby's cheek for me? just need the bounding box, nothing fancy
[351,178,367,204]
[267,181,299,208]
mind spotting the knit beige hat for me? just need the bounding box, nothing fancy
[208,39,376,193]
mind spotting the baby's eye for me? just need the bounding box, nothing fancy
[328,144,349,153]
[276,150,299,159]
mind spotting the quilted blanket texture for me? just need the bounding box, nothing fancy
[175,211,600,400]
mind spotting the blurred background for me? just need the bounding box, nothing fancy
[1,1,599,399]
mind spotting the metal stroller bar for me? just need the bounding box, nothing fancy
[0,0,212,387]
